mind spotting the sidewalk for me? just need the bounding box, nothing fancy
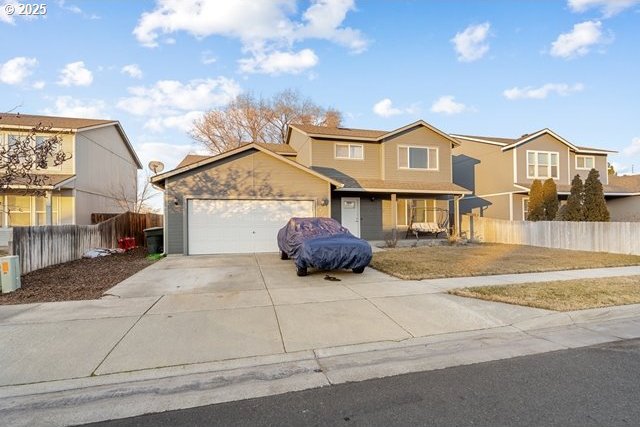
[1,265,640,426]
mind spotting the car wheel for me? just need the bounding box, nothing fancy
[296,266,308,277]
[280,251,289,260]
[352,266,365,274]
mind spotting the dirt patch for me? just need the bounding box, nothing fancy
[371,243,640,280]
[450,276,640,311]
[0,248,156,305]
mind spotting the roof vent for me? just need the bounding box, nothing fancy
[521,133,529,138]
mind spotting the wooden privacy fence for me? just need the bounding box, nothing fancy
[461,215,640,255]
[12,211,163,274]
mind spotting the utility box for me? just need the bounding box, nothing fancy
[0,255,21,293]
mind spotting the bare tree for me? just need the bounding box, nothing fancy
[111,171,160,214]
[0,118,72,194]
[191,89,343,154]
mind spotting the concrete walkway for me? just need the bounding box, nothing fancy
[1,258,640,426]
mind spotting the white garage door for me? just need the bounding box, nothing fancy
[187,199,314,254]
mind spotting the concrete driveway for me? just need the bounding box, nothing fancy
[0,253,556,387]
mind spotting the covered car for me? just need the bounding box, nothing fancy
[277,217,373,276]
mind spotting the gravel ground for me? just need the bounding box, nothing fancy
[0,248,156,305]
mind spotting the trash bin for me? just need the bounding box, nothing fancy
[143,227,164,254]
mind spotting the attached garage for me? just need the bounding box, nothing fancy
[187,199,314,254]
[151,143,340,255]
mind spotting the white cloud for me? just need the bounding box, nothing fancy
[43,96,108,118]
[451,22,491,62]
[0,56,38,85]
[550,20,604,58]
[144,111,205,133]
[568,0,640,17]
[430,96,469,115]
[503,83,585,100]
[118,77,241,116]
[58,61,93,86]
[133,0,367,74]
[201,51,217,65]
[623,137,640,156]
[373,98,403,117]
[117,77,241,133]
[121,64,143,79]
[238,49,319,75]
[32,80,45,89]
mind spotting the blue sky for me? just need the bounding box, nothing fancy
[1,0,639,177]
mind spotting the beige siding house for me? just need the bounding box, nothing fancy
[451,129,637,220]
[0,113,142,226]
[152,120,470,255]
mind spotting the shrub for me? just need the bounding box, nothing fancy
[527,179,545,221]
[542,178,559,220]
[583,168,610,221]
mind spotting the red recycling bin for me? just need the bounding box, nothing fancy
[118,237,136,251]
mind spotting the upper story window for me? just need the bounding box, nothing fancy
[576,155,595,170]
[398,146,438,170]
[3,133,62,170]
[527,150,559,179]
[335,143,364,160]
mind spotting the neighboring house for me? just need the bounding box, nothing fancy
[606,174,640,221]
[451,129,639,220]
[0,113,142,226]
[151,120,470,255]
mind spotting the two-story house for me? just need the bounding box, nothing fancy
[0,114,142,226]
[151,120,470,255]
[451,128,639,220]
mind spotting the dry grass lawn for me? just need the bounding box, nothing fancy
[370,243,640,280]
[450,276,640,311]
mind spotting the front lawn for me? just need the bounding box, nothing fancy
[450,276,640,311]
[370,243,640,280]
[0,247,157,305]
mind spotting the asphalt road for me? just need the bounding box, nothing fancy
[87,338,640,427]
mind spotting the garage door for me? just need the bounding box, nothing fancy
[187,199,314,254]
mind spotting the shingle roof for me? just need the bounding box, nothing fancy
[8,174,75,189]
[312,167,470,194]
[607,174,640,191]
[175,143,298,169]
[0,113,115,130]
[290,124,387,139]
[452,134,515,145]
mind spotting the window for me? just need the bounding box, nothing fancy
[576,155,595,170]
[7,195,31,226]
[527,150,559,179]
[35,136,60,169]
[398,146,438,170]
[335,143,363,160]
[523,198,529,221]
[35,196,59,225]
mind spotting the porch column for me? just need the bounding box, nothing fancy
[453,195,461,237]
[391,193,397,241]
[45,191,53,226]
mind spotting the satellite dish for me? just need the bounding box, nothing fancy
[148,160,165,175]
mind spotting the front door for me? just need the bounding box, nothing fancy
[341,197,361,237]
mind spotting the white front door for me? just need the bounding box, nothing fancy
[340,197,361,237]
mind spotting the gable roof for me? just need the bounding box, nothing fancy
[151,143,342,189]
[175,143,297,169]
[0,113,115,130]
[452,129,615,154]
[0,113,143,169]
[288,120,460,147]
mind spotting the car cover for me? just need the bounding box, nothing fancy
[277,217,373,270]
